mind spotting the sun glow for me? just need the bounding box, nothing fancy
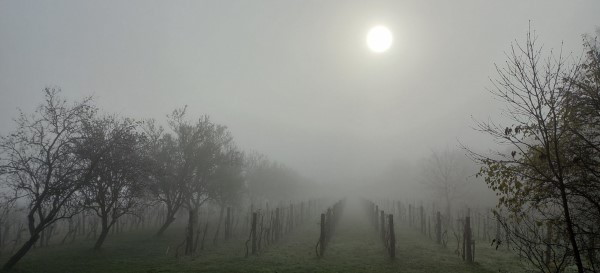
[367,25,393,53]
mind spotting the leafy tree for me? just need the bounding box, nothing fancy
[562,34,600,271]
[471,29,595,272]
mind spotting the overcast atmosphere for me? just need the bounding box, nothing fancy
[2,1,597,184]
[0,1,599,272]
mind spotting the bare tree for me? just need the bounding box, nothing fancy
[0,88,99,269]
[181,115,233,255]
[78,115,147,250]
[0,190,17,253]
[420,148,469,221]
[144,120,185,237]
[208,145,245,246]
[148,107,235,254]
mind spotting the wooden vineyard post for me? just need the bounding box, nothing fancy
[315,199,345,258]
[290,204,294,231]
[428,217,432,239]
[420,205,425,234]
[477,212,480,240]
[373,203,376,227]
[375,205,379,231]
[389,214,395,258]
[319,213,326,257]
[397,202,401,223]
[327,208,332,240]
[225,207,231,241]
[465,210,473,263]
[275,208,280,242]
[495,217,501,244]
[380,210,385,241]
[368,201,374,226]
[436,211,442,244]
[251,212,257,255]
[408,204,412,227]
[247,204,254,235]
[484,212,488,241]
[258,213,264,251]
[300,202,305,224]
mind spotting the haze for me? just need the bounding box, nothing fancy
[0,0,597,188]
[2,1,600,272]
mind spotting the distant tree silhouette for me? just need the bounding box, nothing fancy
[245,155,314,205]
[420,148,469,222]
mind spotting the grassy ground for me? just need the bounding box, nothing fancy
[1,200,528,272]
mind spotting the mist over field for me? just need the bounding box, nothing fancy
[0,1,599,272]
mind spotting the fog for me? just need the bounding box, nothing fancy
[1,1,596,193]
[2,1,600,272]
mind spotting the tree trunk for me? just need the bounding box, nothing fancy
[558,184,584,273]
[225,207,231,241]
[93,226,110,250]
[3,233,40,270]
[193,221,203,252]
[44,225,54,246]
[61,229,74,245]
[200,222,209,251]
[38,229,45,248]
[93,216,111,250]
[2,222,10,247]
[0,219,3,250]
[184,208,197,255]
[445,195,452,226]
[82,213,86,236]
[156,209,177,237]
[251,212,257,255]
[213,206,225,246]
[436,211,442,244]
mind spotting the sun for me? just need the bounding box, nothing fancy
[367,25,393,53]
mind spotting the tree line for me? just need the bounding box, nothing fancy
[0,89,314,270]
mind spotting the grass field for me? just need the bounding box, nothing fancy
[1,200,528,273]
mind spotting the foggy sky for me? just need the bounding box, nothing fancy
[1,0,598,185]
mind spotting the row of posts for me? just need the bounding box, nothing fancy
[246,200,318,257]
[384,200,480,263]
[393,201,498,244]
[365,200,395,259]
[316,199,345,257]
[406,203,474,263]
